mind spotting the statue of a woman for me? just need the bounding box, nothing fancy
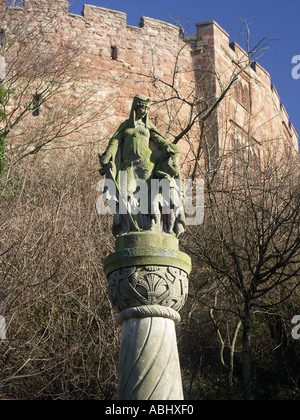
[99,94,185,238]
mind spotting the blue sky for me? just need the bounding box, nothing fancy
[68,0,300,139]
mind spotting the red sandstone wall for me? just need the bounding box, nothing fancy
[1,0,298,170]
[1,0,197,166]
[192,20,298,161]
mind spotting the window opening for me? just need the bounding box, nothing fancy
[0,30,5,47]
[32,94,41,116]
[234,78,250,110]
[110,46,117,60]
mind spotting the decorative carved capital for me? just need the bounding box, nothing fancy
[107,265,189,318]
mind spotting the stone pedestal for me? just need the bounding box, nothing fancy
[103,232,191,400]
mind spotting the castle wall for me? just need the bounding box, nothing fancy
[1,0,298,170]
[4,1,196,149]
[192,20,298,159]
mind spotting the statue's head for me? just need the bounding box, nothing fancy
[132,94,152,122]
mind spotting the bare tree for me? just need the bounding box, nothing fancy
[0,9,298,399]
[0,5,122,399]
[0,152,120,399]
[131,19,299,399]
[186,146,299,399]
[0,5,108,170]
[132,19,270,180]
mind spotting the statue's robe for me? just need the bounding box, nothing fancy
[102,96,185,237]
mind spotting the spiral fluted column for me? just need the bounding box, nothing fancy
[118,316,183,400]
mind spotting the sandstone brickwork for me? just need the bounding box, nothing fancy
[188,20,298,167]
[0,0,298,171]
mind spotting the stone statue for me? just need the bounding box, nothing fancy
[99,95,191,400]
[99,94,185,238]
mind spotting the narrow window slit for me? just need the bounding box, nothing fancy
[110,46,117,60]
[32,94,41,116]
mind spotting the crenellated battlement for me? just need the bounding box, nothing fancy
[80,4,126,25]
[5,0,181,36]
[7,0,69,12]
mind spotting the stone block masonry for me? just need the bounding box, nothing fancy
[1,0,298,166]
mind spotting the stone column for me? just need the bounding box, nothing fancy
[103,232,191,400]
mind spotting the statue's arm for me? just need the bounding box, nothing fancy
[150,130,170,149]
[150,129,180,155]
[99,126,124,166]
